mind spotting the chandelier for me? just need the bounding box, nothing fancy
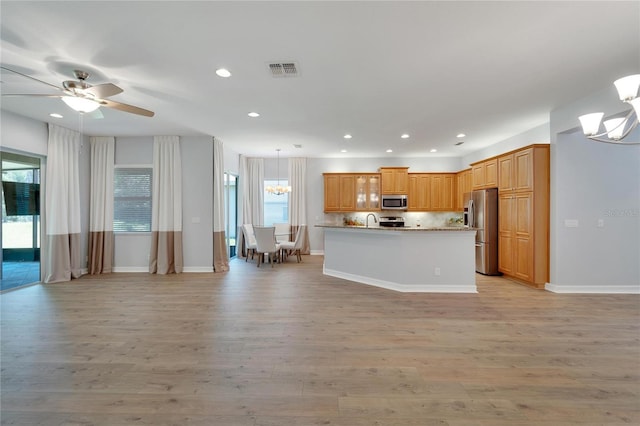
[578,74,640,145]
[265,149,291,195]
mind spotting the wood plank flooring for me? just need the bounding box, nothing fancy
[1,255,639,425]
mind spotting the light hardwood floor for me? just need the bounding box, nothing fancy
[1,255,639,425]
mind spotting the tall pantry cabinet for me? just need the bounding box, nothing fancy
[497,145,550,288]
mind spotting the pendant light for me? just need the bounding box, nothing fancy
[265,149,291,195]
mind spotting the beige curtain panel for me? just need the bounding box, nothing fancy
[213,137,229,272]
[149,136,183,274]
[239,156,264,258]
[88,136,115,274]
[44,124,83,283]
[288,157,310,255]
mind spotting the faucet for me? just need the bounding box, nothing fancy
[366,213,378,228]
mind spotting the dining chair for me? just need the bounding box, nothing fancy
[279,225,306,263]
[253,226,281,268]
[274,222,291,243]
[242,224,257,262]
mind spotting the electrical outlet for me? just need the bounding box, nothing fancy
[434,267,441,276]
[597,219,604,228]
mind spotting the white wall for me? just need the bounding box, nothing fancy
[181,136,214,271]
[548,85,640,293]
[113,137,154,271]
[113,136,215,271]
[1,110,48,156]
[461,123,550,167]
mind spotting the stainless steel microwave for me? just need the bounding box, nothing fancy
[381,194,408,210]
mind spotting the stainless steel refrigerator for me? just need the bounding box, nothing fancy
[464,188,499,275]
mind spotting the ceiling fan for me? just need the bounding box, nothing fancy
[1,66,154,117]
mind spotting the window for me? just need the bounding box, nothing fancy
[114,167,152,232]
[263,179,289,225]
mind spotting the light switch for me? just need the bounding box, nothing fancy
[564,219,579,228]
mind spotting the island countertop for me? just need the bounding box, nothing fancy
[319,225,477,293]
[315,224,475,231]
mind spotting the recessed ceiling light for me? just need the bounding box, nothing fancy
[340,149,347,153]
[386,149,393,153]
[215,68,231,78]
[343,134,352,139]
[401,134,410,139]
[430,149,438,153]
[293,144,302,149]
[457,133,466,138]
[49,113,63,118]
[248,112,260,118]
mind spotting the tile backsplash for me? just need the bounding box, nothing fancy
[322,211,464,227]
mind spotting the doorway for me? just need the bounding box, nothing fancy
[1,152,41,291]
[223,172,238,259]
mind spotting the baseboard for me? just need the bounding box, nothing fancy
[112,267,148,273]
[310,250,324,256]
[183,266,214,273]
[545,283,640,294]
[323,267,477,293]
[112,266,214,273]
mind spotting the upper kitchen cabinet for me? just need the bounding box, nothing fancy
[323,173,356,212]
[471,158,498,189]
[355,174,381,211]
[430,173,455,211]
[408,173,455,211]
[408,174,430,211]
[380,167,409,194]
[497,145,549,193]
[455,168,472,211]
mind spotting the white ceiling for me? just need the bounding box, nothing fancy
[1,1,638,158]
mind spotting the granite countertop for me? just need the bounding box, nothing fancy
[315,224,475,231]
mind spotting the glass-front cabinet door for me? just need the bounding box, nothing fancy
[368,174,380,210]
[355,174,380,211]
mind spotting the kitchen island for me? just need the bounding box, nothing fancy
[316,225,477,293]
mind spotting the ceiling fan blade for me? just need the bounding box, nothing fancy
[98,98,154,117]
[85,83,123,99]
[1,93,62,98]
[0,66,62,91]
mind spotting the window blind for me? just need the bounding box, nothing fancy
[113,167,152,232]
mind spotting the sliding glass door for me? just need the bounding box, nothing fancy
[223,173,238,259]
[1,152,41,290]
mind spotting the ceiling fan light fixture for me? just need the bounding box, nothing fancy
[62,96,100,113]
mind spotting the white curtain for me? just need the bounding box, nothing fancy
[149,136,183,274]
[88,136,115,274]
[288,157,310,254]
[44,124,83,283]
[238,156,264,256]
[213,137,229,272]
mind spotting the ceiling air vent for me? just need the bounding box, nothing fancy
[268,62,299,78]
